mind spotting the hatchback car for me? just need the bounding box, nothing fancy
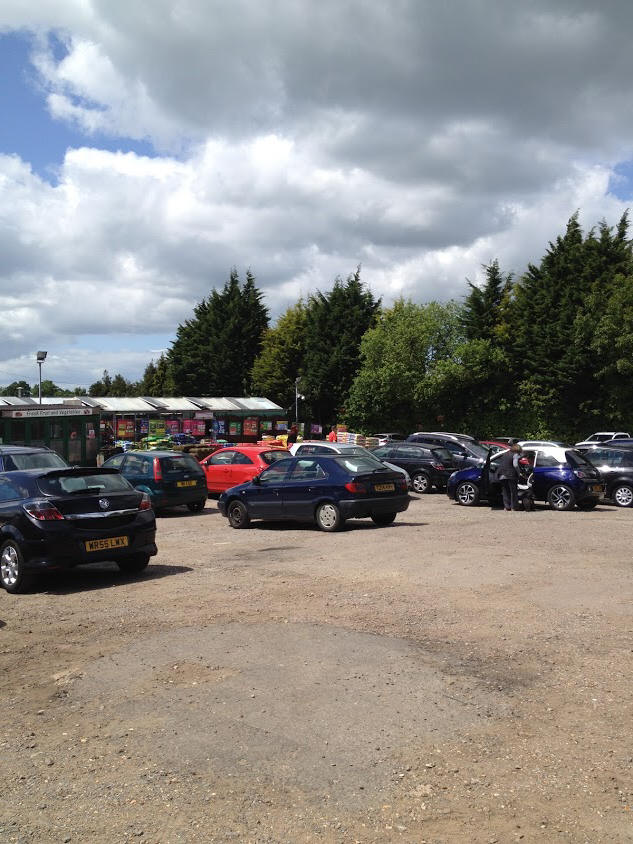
[447,446,603,511]
[576,445,633,507]
[102,450,207,512]
[371,442,455,493]
[200,446,290,493]
[218,454,409,531]
[0,446,69,471]
[0,467,157,593]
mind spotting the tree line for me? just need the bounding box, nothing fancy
[3,211,632,439]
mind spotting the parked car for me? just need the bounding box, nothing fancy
[576,444,633,507]
[575,431,630,447]
[102,450,207,512]
[447,446,604,511]
[0,445,68,471]
[371,442,456,493]
[517,440,569,449]
[218,453,409,531]
[200,446,290,493]
[372,433,406,446]
[0,467,157,593]
[406,433,489,468]
[480,440,511,455]
[289,441,411,487]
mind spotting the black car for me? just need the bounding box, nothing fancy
[218,453,410,531]
[0,467,157,593]
[371,443,456,493]
[0,445,69,471]
[576,445,633,507]
[406,433,489,468]
[102,450,207,512]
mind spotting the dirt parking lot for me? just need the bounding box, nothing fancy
[1,493,632,843]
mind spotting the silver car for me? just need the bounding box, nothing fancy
[289,441,412,488]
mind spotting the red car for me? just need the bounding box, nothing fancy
[200,446,290,494]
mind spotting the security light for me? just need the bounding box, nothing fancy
[36,350,47,361]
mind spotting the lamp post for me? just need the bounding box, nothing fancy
[36,350,47,405]
[295,377,305,424]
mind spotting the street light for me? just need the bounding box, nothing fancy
[295,377,305,424]
[36,350,47,405]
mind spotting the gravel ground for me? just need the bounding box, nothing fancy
[1,493,632,843]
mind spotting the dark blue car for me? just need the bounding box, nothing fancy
[218,453,410,531]
[447,446,604,511]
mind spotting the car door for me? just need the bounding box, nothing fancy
[281,458,330,519]
[246,459,293,519]
[202,449,236,492]
[229,451,257,488]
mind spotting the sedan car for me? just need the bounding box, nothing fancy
[371,442,456,493]
[0,446,69,471]
[200,445,290,493]
[576,444,633,507]
[218,453,409,531]
[0,467,157,593]
[102,450,207,512]
[447,446,603,511]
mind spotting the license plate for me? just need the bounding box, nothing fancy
[591,484,603,494]
[85,536,129,552]
[374,483,395,492]
[177,480,197,487]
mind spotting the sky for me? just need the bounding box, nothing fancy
[1,1,633,391]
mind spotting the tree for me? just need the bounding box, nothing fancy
[169,268,269,395]
[250,302,307,411]
[302,268,380,423]
[461,260,513,342]
[1,380,31,397]
[89,370,113,396]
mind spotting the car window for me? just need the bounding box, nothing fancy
[535,453,562,468]
[295,444,317,455]
[0,476,27,501]
[209,450,235,465]
[160,455,204,476]
[125,455,147,473]
[104,453,125,469]
[259,460,293,482]
[396,445,429,459]
[232,452,254,465]
[261,450,289,465]
[372,446,392,459]
[38,471,133,496]
[4,451,68,470]
[432,447,454,463]
[335,456,386,473]
[465,442,489,459]
[441,441,466,455]
[290,459,327,481]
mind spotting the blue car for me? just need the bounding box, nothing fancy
[218,453,410,531]
[447,446,604,511]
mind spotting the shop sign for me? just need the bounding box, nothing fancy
[4,407,93,418]
[229,420,242,436]
[243,417,258,436]
[276,420,288,431]
[194,412,214,419]
[165,419,180,434]
[149,419,166,437]
[116,419,135,439]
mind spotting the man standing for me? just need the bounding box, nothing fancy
[496,442,522,511]
[327,426,337,443]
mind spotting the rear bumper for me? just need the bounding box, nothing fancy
[338,494,410,519]
[21,528,157,571]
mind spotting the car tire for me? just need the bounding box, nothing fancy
[612,483,633,507]
[455,481,480,507]
[187,499,206,513]
[577,498,598,511]
[0,539,30,594]
[227,500,250,529]
[117,554,150,574]
[412,472,431,494]
[371,512,397,526]
[315,502,344,532]
[547,484,575,511]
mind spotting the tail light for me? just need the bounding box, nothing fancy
[574,470,586,479]
[153,457,163,481]
[139,492,152,511]
[23,500,64,521]
[345,481,368,494]
[431,463,445,470]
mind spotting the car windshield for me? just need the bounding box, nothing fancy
[38,471,133,496]
[160,455,204,475]
[5,451,68,470]
[466,442,489,459]
[335,456,387,473]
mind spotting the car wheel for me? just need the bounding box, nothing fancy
[0,540,31,593]
[227,500,250,529]
[371,512,397,526]
[547,484,575,511]
[577,498,598,511]
[455,481,480,506]
[187,499,206,513]
[117,554,150,573]
[315,502,343,532]
[412,472,431,494]
[612,483,633,507]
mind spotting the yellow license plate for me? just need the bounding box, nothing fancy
[177,479,197,487]
[374,483,395,492]
[591,484,603,494]
[85,536,129,552]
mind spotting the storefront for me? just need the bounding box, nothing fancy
[0,404,100,464]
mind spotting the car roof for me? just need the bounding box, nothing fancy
[122,449,195,458]
[213,445,289,453]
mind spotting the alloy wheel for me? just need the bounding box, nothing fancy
[456,482,477,505]
[613,485,633,507]
[549,485,572,510]
[0,544,19,588]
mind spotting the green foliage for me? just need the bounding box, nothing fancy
[1,380,31,397]
[250,302,307,412]
[169,268,269,395]
[89,370,136,397]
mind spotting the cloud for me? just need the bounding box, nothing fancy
[0,1,632,385]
